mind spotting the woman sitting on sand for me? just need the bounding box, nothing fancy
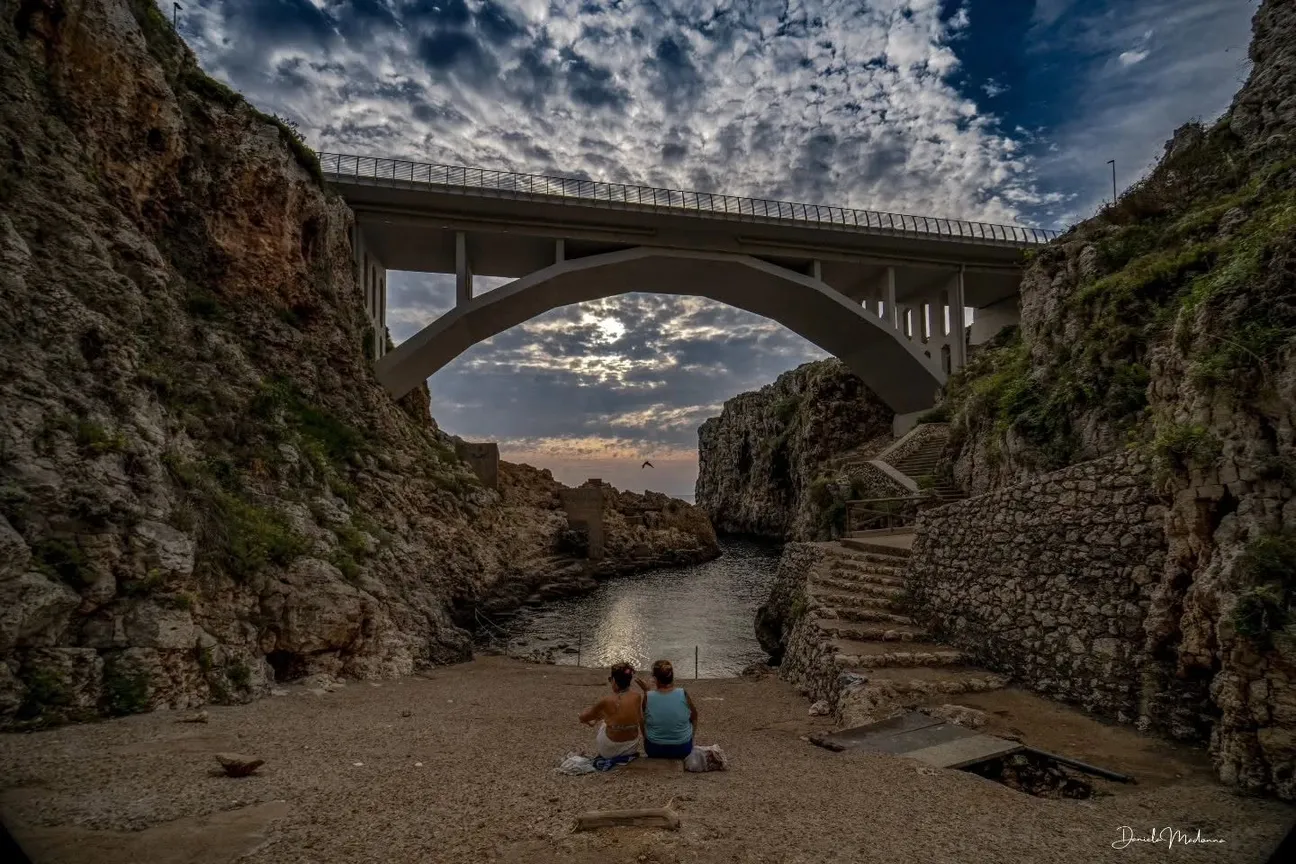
[578,662,644,759]
[637,660,697,759]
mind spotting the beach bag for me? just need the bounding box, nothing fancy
[684,744,729,773]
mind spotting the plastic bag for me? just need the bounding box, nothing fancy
[556,753,596,775]
[684,744,729,773]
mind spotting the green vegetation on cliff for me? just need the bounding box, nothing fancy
[947,122,1296,473]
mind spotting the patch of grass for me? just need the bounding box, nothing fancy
[129,0,185,68]
[773,395,801,426]
[329,477,357,507]
[208,489,308,579]
[226,661,251,691]
[17,666,70,722]
[164,592,196,611]
[1232,586,1288,648]
[180,67,244,111]
[253,379,369,466]
[1237,532,1296,587]
[250,109,325,187]
[1153,424,1221,473]
[103,665,150,716]
[32,537,89,589]
[75,420,127,455]
[789,595,807,623]
[123,568,167,598]
[183,284,224,319]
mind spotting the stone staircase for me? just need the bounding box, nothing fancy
[782,537,1007,726]
[877,423,963,502]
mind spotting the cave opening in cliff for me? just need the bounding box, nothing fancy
[266,650,309,683]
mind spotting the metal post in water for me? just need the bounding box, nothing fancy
[577,631,582,668]
[695,646,699,680]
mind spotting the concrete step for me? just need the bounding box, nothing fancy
[840,538,913,558]
[829,639,965,669]
[810,573,906,596]
[829,549,911,569]
[808,589,904,612]
[828,558,906,578]
[814,568,906,590]
[843,666,1010,698]
[812,617,930,642]
[821,605,914,626]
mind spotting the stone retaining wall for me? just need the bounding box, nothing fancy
[907,452,1174,724]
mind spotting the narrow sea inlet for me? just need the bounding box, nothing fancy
[489,538,782,677]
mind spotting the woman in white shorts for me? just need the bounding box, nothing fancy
[579,662,644,758]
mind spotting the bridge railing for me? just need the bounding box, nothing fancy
[318,153,1060,246]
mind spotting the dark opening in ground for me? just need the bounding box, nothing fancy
[964,752,1095,799]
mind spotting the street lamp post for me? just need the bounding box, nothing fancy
[1107,159,1117,205]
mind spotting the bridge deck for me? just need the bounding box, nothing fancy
[321,153,1056,260]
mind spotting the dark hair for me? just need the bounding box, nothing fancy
[651,660,674,686]
[609,663,634,691]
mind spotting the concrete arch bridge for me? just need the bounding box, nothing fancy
[321,153,1058,426]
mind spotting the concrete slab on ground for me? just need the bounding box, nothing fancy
[815,711,1023,769]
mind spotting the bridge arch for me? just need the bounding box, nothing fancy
[375,247,946,414]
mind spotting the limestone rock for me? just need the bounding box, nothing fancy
[934,0,1296,801]
[922,704,987,730]
[0,572,82,651]
[215,753,265,777]
[808,700,831,717]
[0,0,720,730]
[696,359,893,540]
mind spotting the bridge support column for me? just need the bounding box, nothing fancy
[811,259,822,281]
[949,268,967,372]
[882,266,898,330]
[352,222,388,361]
[455,231,473,305]
[555,239,565,264]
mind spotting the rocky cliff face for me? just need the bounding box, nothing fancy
[695,360,893,540]
[0,0,716,728]
[941,0,1296,799]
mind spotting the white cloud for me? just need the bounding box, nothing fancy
[1118,49,1149,66]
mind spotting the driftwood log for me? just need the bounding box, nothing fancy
[573,805,681,832]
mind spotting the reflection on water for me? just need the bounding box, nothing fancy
[492,538,782,678]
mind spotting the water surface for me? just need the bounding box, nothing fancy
[491,538,781,678]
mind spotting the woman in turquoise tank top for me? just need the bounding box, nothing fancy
[635,660,698,759]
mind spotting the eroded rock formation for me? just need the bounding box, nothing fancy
[695,360,893,540]
[0,0,717,728]
[937,0,1296,799]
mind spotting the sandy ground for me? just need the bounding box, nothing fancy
[1,657,1293,864]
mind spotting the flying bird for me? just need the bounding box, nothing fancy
[641,460,654,469]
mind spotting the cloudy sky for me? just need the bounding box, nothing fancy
[171,0,1257,496]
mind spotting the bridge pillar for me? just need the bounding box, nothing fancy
[352,223,388,361]
[882,266,898,331]
[455,231,473,305]
[811,259,822,281]
[949,268,968,372]
[555,239,565,264]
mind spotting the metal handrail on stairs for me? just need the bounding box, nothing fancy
[844,493,946,534]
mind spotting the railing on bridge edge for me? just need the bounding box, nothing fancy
[319,152,1061,247]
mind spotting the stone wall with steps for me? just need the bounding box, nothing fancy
[756,539,1008,728]
[904,452,1205,734]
